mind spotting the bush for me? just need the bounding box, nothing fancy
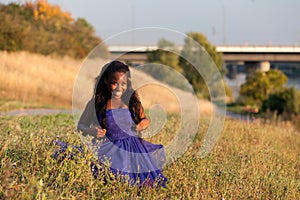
[262,87,300,116]
[239,70,288,107]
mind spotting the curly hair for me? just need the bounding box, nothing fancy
[94,60,146,128]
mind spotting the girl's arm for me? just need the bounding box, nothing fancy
[135,105,150,132]
[131,92,150,132]
[135,118,150,132]
[77,99,106,138]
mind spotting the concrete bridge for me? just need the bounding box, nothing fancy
[218,45,300,76]
[108,45,300,76]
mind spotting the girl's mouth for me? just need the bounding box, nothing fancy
[113,91,123,98]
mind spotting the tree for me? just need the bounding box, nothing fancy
[179,32,231,100]
[145,38,190,91]
[145,33,232,101]
[180,32,224,72]
[239,69,288,107]
[261,87,300,115]
[147,38,181,72]
[0,3,31,51]
[0,1,109,58]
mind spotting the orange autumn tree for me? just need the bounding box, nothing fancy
[0,0,109,58]
[29,0,73,23]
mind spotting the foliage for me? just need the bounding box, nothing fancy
[0,1,109,58]
[239,69,288,107]
[181,32,224,71]
[0,113,300,199]
[146,33,232,101]
[145,38,191,91]
[239,69,300,119]
[140,63,192,92]
[146,38,182,72]
[262,87,300,115]
[179,32,230,100]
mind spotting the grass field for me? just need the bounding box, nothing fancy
[0,113,299,199]
[0,51,82,110]
[0,51,212,115]
[1,50,299,199]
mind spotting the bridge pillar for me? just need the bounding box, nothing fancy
[244,61,270,75]
[257,61,270,72]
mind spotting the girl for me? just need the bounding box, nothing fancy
[77,60,167,187]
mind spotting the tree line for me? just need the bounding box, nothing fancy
[0,0,109,58]
[146,33,300,120]
[145,32,233,101]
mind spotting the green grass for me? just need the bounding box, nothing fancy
[0,113,299,199]
[225,103,244,113]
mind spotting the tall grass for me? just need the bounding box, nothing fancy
[0,113,299,199]
[0,51,82,109]
[1,51,298,198]
[0,51,212,114]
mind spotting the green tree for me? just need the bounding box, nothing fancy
[179,32,231,100]
[0,1,109,59]
[262,87,300,115]
[71,18,109,59]
[239,69,288,107]
[147,38,181,72]
[0,3,31,51]
[145,38,190,90]
[180,32,224,72]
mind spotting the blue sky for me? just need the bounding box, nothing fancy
[1,0,300,46]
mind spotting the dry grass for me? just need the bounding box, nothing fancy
[0,51,81,108]
[0,113,299,199]
[131,68,213,115]
[0,51,212,114]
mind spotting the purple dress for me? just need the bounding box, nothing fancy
[95,108,167,187]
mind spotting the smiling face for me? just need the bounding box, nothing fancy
[106,71,128,99]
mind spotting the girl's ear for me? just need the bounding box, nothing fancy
[104,77,108,84]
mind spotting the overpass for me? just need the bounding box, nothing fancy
[108,45,300,75]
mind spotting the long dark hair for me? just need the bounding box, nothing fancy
[94,60,145,128]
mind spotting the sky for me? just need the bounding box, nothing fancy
[1,0,300,46]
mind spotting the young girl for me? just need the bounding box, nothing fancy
[77,60,167,187]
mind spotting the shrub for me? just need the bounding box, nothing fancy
[262,87,300,116]
[239,70,288,107]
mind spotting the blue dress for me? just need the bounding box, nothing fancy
[94,108,167,187]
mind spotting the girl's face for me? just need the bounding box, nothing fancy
[106,71,127,99]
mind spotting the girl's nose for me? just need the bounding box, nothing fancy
[115,84,121,90]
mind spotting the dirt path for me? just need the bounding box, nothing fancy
[0,109,73,116]
[0,107,256,126]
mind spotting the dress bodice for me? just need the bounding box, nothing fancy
[104,108,136,140]
[94,108,167,186]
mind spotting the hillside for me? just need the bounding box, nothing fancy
[0,51,212,114]
[0,51,81,110]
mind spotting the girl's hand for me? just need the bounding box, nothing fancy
[91,126,107,138]
[135,119,150,132]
